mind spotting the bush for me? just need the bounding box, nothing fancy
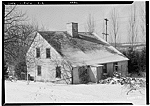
[139,47,146,72]
[121,47,146,75]
[4,60,9,79]
[14,61,27,80]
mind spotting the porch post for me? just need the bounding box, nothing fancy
[96,66,103,83]
[27,71,29,85]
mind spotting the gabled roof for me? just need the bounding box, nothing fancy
[37,31,128,67]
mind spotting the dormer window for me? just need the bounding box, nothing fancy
[46,48,50,58]
[36,48,40,58]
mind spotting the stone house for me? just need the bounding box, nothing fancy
[26,22,129,84]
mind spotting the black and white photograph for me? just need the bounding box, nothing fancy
[3,1,147,105]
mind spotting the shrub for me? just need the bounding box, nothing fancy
[121,47,146,75]
[139,47,146,72]
[14,61,27,80]
[78,66,90,84]
[4,60,9,79]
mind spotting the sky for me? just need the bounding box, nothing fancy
[17,1,145,43]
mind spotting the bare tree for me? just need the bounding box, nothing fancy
[85,14,95,33]
[4,5,39,62]
[4,6,27,41]
[4,5,27,62]
[110,8,119,48]
[139,2,146,43]
[4,5,39,84]
[127,3,138,50]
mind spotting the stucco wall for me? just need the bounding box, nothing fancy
[97,66,103,82]
[107,63,114,77]
[88,67,96,83]
[72,67,80,84]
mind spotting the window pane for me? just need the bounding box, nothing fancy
[46,48,50,58]
[36,48,40,58]
[37,65,41,76]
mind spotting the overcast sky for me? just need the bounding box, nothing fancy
[17,1,145,43]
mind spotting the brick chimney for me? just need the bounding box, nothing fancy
[66,22,78,38]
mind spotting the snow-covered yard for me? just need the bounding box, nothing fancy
[5,80,146,104]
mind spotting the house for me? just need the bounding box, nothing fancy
[26,22,129,84]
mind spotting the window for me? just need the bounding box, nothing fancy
[56,66,61,78]
[36,48,40,58]
[114,62,118,72]
[37,65,41,76]
[102,64,107,73]
[46,48,50,58]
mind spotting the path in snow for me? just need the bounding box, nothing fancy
[5,80,146,104]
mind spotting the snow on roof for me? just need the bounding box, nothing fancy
[38,31,129,67]
[62,49,128,67]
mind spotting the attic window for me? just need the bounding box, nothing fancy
[46,48,51,58]
[36,48,40,58]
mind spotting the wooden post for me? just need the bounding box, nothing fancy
[97,66,103,83]
[34,66,36,82]
[121,65,122,77]
[71,68,73,84]
[27,71,29,85]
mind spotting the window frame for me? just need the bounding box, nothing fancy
[46,48,51,58]
[37,65,41,76]
[36,48,40,58]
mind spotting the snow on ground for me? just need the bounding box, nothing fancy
[5,80,146,104]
